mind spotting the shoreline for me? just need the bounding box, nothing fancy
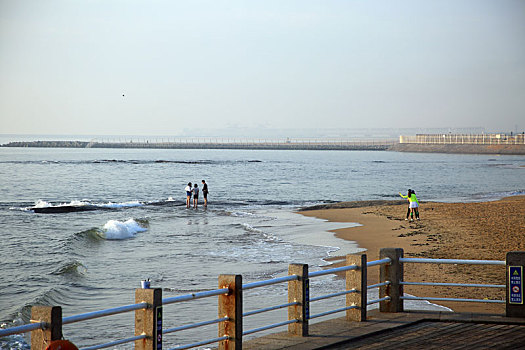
[299,195,525,313]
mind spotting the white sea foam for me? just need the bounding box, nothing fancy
[100,219,147,240]
[33,200,52,208]
[32,199,144,209]
[255,209,363,257]
[240,223,262,233]
[97,201,143,209]
[33,199,90,208]
[230,211,276,220]
[230,211,256,217]
[69,200,90,206]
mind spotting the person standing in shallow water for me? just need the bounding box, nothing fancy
[185,182,192,208]
[201,180,208,207]
[193,183,199,209]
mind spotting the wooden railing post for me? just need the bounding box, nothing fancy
[31,306,62,350]
[346,253,367,321]
[135,287,162,350]
[288,263,309,336]
[506,251,525,317]
[218,274,242,350]
[379,248,404,313]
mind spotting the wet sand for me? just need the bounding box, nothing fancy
[299,196,525,313]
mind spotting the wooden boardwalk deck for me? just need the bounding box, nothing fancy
[325,321,525,349]
[241,310,525,350]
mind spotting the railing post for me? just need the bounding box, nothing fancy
[218,274,242,350]
[135,287,162,350]
[346,253,367,321]
[506,251,525,317]
[379,248,404,313]
[30,306,62,350]
[288,263,309,336]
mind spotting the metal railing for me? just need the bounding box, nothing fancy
[159,288,231,350]
[1,249,521,350]
[62,302,150,350]
[398,257,506,305]
[309,264,359,320]
[242,275,299,336]
[399,257,506,266]
[62,302,149,325]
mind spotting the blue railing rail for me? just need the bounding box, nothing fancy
[1,248,522,350]
[378,249,509,314]
[397,256,506,306]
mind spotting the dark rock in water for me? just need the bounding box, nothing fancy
[30,205,98,213]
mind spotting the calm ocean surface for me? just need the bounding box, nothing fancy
[1,146,524,349]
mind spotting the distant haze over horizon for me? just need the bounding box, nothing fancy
[1,1,524,135]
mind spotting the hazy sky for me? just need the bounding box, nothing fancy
[1,0,524,136]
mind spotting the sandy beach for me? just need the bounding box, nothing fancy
[300,196,525,313]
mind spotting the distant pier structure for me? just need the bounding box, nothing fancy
[2,138,397,151]
[3,134,525,154]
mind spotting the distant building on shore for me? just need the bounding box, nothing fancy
[393,133,525,155]
[399,133,525,145]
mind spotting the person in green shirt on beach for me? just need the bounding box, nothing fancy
[399,189,420,221]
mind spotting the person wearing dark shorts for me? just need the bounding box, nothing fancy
[185,182,192,208]
[202,180,208,207]
[193,183,199,208]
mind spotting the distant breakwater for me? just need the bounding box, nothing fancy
[3,139,525,154]
[0,140,395,151]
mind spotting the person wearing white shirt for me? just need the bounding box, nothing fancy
[185,182,192,208]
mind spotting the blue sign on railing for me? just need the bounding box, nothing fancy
[305,279,310,320]
[155,306,163,349]
[509,266,523,305]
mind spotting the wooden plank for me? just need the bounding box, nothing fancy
[324,322,525,350]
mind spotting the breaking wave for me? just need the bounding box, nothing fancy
[73,219,149,241]
[99,218,148,240]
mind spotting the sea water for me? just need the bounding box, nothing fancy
[0,146,524,349]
